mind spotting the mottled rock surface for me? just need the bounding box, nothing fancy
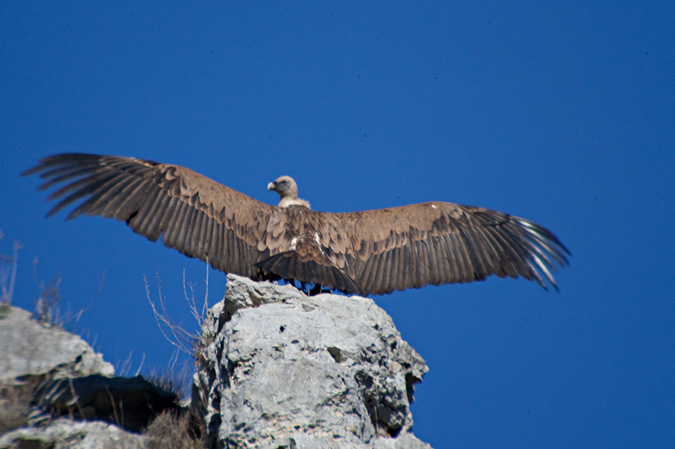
[192,274,432,449]
[0,305,114,382]
[0,419,146,449]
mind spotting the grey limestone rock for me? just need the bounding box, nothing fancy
[0,304,180,440]
[0,419,146,449]
[0,305,114,383]
[192,274,432,449]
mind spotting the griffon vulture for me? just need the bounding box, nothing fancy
[24,153,569,296]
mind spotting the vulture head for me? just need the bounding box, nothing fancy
[267,176,311,209]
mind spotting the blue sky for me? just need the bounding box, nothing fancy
[2,2,674,448]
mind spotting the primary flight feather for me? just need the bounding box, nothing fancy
[24,153,569,296]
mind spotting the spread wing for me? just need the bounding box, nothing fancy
[335,202,569,295]
[23,153,274,279]
[25,153,569,297]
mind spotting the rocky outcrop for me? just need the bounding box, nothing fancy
[0,304,181,447]
[0,419,146,449]
[0,305,114,383]
[0,275,433,449]
[192,274,432,449]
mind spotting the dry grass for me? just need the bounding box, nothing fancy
[31,261,104,329]
[32,272,63,324]
[0,378,45,434]
[0,385,31,433]
[0,230,102,328]
[0,378,206,447]
[146,358,195,402]
[143,410,204,449]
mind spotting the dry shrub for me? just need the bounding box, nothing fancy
[0,232,21,305]
[0,378,43,433]
[144,266,211,357]
[146,360,194,403]
[143,410,204,449]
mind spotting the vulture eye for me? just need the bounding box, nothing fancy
[279,180,288,186]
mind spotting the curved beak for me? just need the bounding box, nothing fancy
[267,182,275,191]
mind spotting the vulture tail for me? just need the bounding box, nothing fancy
[255,251,360,296]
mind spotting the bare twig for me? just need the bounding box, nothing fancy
[0,236,22,304]
[145,274,194,355]
[145,262,211,356]
[116,350,146,378]
[33,273,62,325]
[106,387,124,428]
[183,260,210,329]
[134,352,146,377]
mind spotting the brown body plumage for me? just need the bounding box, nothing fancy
[24,153,569,296]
